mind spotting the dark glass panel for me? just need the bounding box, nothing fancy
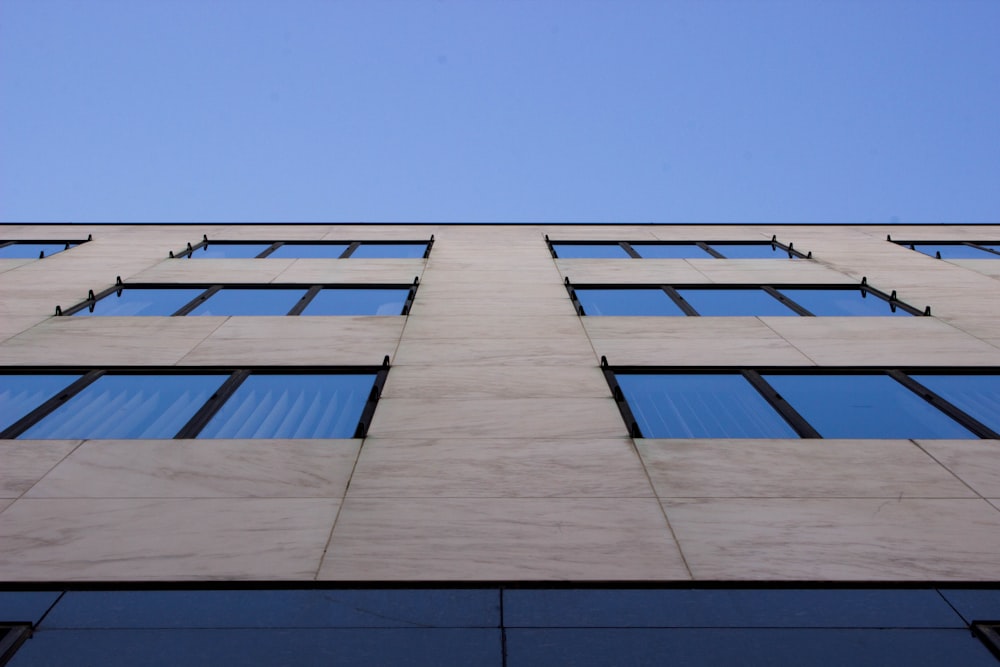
[300,289,409,316]
[197,374,376,439]
[777,288,912,317]
[708,243,793,259]
[73,288,205,316]
[763,374,975,439]
[19,374,226,439]
[265,243,349,259]
[0,242,75,258]
[551,243,630,259]
[616,374,797,438]
[632,244,712,259]
[188,243,273,259]
[0,374,81,432]
[0,592,63,624]
[981,244,1000,254]
[909,375,1000,433]
[187,288,306,316]
[351,243,428,258]
[677,288,796,316]
[907,243,998,259]
[575,289,684,316]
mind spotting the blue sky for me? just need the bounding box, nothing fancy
[2,0,998,223]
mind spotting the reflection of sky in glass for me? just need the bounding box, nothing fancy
[0,243,75,258]
[909,375,1000,433]
[20,374,226,439]
[266,243,349,258]
[777,289,912,317]
[188,289,306,315]
[708,243,792,259]
[1,374,80,432]
[75,288,206,316]
[763,374,974,438]
[351,243,428,258]
[189,243,273,259]
[617,373,797,438]
[632,244,712,259]
[198,374,376,438]
[907,244,997,259]
[552,243,630,259]
[301,289,409,315]
[678,289,796,316]
[981,245,1000,254]
[575,289,684,316]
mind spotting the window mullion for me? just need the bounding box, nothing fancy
[741,370,822,438]
[288,286,322,316]
[256,242,282,258]
[661,286,699,316]
[173,286,223,316]
[761,286,813,316]
[887,370,1000,439]
[174,370,251,439]
[341,242,361,258]
[0,370,106,439]
[697,242,725,258]
[620,242,641,258]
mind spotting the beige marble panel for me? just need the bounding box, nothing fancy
[0,316,47,342]
[320,497,688,580]
[127,258,296,284]
[943,316,1000,345]
[542,226,663,240]
[414,280,568,299]
[685,259,854,284]
[588,318,814,366]
[25,439,362,499]
[0,499,11,513]
[554,259,709,284]
[401,314,585,339]
[648,227,780,242]
[760,316,1000,366]
[949,259,1000,279]
[417,268,563,286]
[367,398,626,439]
[639,439,974,499]
[409,296,575,317]
[350,437,651,498]
[915,440,1000,498]
[381,365,610,399]
[0,441,81,498]
[180,316,403,366]
[0,259,35,273]
[392,336,597,367]
[321,227,439,240]
[0,317,228,365]
[664,497,1000,580]
[273,259,424,284]
[0,497,339,580]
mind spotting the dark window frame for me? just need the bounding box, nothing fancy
[56,277,420,317]
[0,235,92,259]
[0,623,32,666]
[0,361,391,440]
[564,278,928,317]
[600,360,1000,440]
[171,235,434,259]
[545,235,810,260]
[888,235,1000,259]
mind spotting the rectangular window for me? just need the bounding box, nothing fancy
[568,283,923,317]
[62,282,418,317]
[603,365,1000,439]
[0,365,390,440]
[548,237,808,260]
[0,237,89,259]
[895,241,1000,259]
[177,238,433,259]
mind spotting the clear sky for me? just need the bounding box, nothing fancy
[2,0,998,223]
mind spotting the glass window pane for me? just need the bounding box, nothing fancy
[677,289,796,316]
[351,243,428,259]
[763,374,975,439]
[616,374,798,438]
[575,289,684,316]
[906,244,997,259]
[197,374,376,438]
[187,288,307,316]
[777,289,912,317]
[0,242,76,258]
[74,288,206,316]
[551,243,631,259]
[708,243,793,259]
[188,243,273,259]
[909,375,1000,433]
[300,289,409,316]
[266,243,349,259]
[632,244,712,259]
[1,374,81,432]
[980,244,1000,254]
[19,375,226,439]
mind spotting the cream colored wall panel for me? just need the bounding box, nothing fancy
[915,440,1000,498]
[350,437,653,498]
[0,316,48,342]
[367,398,625,439]
[401,314,585,340]
[0,317,228,366]
[127,258,296,284]
[639,439,974,499]
[944,259,1000,279]
[0,497,339,580]
[944,316,1000,347]
[179,316,402,366]
[686,259,854,284]
[760,316,1000,366]
[321,227,440,240]
[0,499,11,513]
[416,268,562,286]
[413,280,567,299]
[319,497,688,580]
[410,296,574,317]
[0,259,35,273]
[664,497,1000,580]
[381,365,609,399]
[392,336,597,367]
[25,439,361,499]
[555,259,709,284]
[201,225,336,239]
[0,441,80,498]
[649,226,780,242]
[541,226,661,240]
[273,259,424,284]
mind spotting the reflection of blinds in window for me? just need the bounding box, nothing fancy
[198,375,375,439]
[20,375,224,439]
[0,375,80,432]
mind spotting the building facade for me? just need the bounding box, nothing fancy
[1,223,999,664]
